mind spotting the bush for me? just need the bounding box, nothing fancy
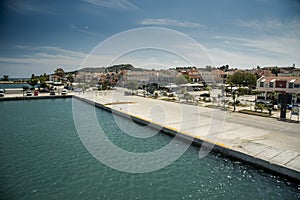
[255,104,265,112]
[168,93,174,97]
[238,88,249,96]
[161,91,167,96]
[184,92,194,102]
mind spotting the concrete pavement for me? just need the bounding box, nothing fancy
[75,89,300,181]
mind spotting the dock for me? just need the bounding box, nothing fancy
[73,89,300,181]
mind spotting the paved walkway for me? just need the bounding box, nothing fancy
[75,88,300,180]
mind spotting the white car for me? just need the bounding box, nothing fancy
[61,89,68,95]
[0,89,4,97]
[26,90,32,96]
[74,88,83,93]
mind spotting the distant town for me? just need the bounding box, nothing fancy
[1,64,300,118]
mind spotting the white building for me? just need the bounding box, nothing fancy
[257,76,300,103]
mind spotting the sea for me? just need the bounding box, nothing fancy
[0,83,31,89]
[0,98,299,199]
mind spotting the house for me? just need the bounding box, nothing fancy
[122,70,175,86]
[49,74,62,82]
[198,69,223,85]
[188,68,202,83]
[257,76,300,104]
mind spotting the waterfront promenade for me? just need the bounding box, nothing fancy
[74,89,300,181]
[1,89,299,180]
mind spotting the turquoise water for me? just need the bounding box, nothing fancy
[0,99,299,199]
[0,83,31,89]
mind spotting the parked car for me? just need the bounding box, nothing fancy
[40,88,49,93]
[200,93,210,97]
[50,90,55,95]
[26,90,32,96]
[74,88,83,93]
[255,99,273,108]
[193,87,201,91]
[61,89,68,95]
[34,90,39,96]
[0,89,4,97]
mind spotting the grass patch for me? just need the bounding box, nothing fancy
[238,109,270,117]
[206,105,229,110]
[160,98,177,102]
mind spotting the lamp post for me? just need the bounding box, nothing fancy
[280,92,287,120]
[233,90,236,112]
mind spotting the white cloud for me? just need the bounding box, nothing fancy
[0,45,129,77]
[235,18,300,37]
[236,19,282,29]
[213,35,300,57]
[139,18,205,29]
[15,46,87,60]
[206,18,300,67]
[69,24,98,36]
[83,0,137,9]
[7,0,54,15]
[207,39,300,68]
[0,46,87,76]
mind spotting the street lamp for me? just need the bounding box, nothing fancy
[233,90,236,112]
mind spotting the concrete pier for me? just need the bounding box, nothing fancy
[0,94,72,101]
[73,89,300,181]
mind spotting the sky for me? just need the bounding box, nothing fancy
[0,0,299,78]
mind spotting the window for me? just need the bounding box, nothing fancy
[289,83,294,88]
[294,84,300,88]
[269,79,275,88]
[260,82,264,87]
[275,81,286,88]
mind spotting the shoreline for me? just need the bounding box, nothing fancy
[0,81,28,84]
[72,93,300,182]
[1,92,299,182]
[0,94,72,101]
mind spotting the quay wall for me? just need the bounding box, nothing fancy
[0,95,72,101]
[73,95,300,182]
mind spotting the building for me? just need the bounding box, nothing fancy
[122,70,175,86]
[278,68,300,77]
[257,76,300,104]
[187,68,202,83]
[75,72,103,83]
[98,72,119,86]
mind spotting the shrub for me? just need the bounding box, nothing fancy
[255,104,265,112]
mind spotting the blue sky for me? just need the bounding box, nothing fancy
[0,0,299,77]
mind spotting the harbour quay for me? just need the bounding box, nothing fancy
[1,90,299,181]
[73,89,300,182]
